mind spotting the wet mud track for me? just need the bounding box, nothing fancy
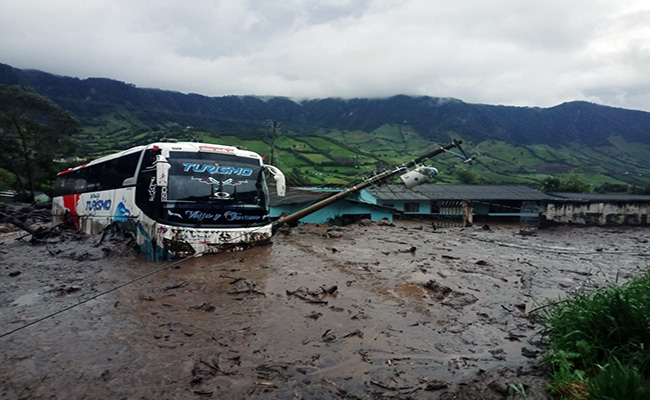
[1,221,649,399]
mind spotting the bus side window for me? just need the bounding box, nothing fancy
[85,165,102,192]
[101,159,119,189]
[55,172,76,196]
[113,152,141,186]
[141,149,160,172]
[102,152,140,189]
[74,168,88,192]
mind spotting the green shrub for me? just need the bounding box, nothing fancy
[541,270,650,399]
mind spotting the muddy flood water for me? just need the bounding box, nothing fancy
[1,220,649,399]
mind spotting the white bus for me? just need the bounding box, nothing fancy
[52,141,285,261]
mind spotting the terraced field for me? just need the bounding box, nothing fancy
[75,114,650,188]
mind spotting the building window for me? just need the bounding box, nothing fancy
[404,202,420,212]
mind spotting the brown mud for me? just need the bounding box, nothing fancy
[1,219,649,399]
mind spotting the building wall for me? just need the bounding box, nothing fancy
[377,200,431,214]
[357,190,378,205]
[271,201,393,224]
[358,191,431,214]
[543,201,650,226]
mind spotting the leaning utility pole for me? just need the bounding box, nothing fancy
[273,139,467,229]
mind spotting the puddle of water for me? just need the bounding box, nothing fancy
[394,283,428,301]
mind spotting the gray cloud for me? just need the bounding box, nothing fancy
[1,0,649,111]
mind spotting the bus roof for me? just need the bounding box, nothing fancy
[56,142,263,175]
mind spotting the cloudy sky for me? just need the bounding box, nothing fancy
[2,0,650,111]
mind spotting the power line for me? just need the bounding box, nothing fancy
[0,252,238,339]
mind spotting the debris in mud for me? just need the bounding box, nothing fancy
[226,278,265,297]
[192,389,214,396]
[8,270,21,277]
[191,352,238,388]
[423,280,453,299]
[521,347,542,358]
[398,246,417,253]
[444,292,479,308]
[164,281,187,291]
[254,381,276,388]
[274,223,292,235]
[506,332,527,341]
[489,348,507,360]
[3,220,644,400]
[220,274,245,284]
[375,217,390,225]
[48,284,81,296]
[322,329,337,342]
[321,284,338,294]
[255,362,290,381]
[357,219,372,227]
[0,202,51,223]
[191,303,216,312]
[423,380,449,391]
[304,311,323,320]
[38,226,138,261]
[286,286,330,304]
[342,329,364,339]
[0,203,52,241]
[326,227,345,238]
[422,280,479,307]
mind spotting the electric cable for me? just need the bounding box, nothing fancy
[0,251,238,339]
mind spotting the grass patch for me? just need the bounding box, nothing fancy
[539,270,650,399]
[70,110,650,187]
[275,136,312,151]
[300,153,333,164]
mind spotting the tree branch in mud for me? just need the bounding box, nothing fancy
[287,291,328,304]
[0,210,50,240]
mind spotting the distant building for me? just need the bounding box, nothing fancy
[269,185,650,227]
[271,184,553,226]
[544,192,650,226]
[363,184,554,219]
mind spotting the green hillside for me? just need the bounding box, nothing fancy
[2,62,650,191]
[40,107,650,190]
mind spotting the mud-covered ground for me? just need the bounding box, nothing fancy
[1,217,649,399]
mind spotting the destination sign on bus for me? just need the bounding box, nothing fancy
[182,163,253,176]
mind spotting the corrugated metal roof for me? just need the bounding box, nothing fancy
[274,184,561,207]
[366,184,554,201]
[269,187,331,206]
[413,184,555,201]
[550,192,650,202]
[365,185,430,201]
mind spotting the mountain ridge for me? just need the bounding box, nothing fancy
[2,62,650,187]
[3,62,649,148]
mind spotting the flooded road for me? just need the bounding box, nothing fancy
[1,221,648,399]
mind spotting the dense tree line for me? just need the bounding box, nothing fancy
[0,85,80,201]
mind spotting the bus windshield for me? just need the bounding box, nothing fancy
[166,152,265,207]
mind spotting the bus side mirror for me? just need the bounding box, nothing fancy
[155,155,170,187]
[264,165,286,196]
